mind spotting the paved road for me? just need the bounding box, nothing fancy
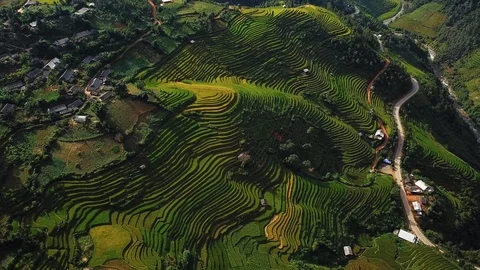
[392,77,435,246]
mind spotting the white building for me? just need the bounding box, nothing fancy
[396,229,418,244]
[43,57,61,70]
[415,180,433,192]
[374,129,385,140]
[343,246,353,256]
[412,201,422,212]
[73,115,88,123]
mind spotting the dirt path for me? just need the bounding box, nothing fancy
[367,60,390,170]
[147,0,162,25]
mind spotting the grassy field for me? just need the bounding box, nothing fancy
[0,0,21,6]
[391,2,447,38]
[177,1,223,15]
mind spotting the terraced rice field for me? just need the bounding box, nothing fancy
[391,2,447,38]
[457,49,480,105]
[347,234,461,269]
[0,6,405,269]
[406,122,480,190]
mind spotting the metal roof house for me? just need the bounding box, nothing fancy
[68,99,84,110]
[415,180,433,193]
[53,38,69,47]
[60,69,75,83]
[396,229,418,244]
[412,201,422,212]
[43,57,61,70]
[4,81,25,92]
[73,29,97,40]
[48,104,67,114]
[99,91,115,102]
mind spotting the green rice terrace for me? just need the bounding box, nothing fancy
[1,1,479,270]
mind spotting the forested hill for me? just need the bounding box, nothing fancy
[434,0,480,64]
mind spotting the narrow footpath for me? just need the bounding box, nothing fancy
[367,60,390,170]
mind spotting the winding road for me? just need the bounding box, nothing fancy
[392,78,435,246]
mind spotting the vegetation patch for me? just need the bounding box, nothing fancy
[391,2,447,38]
[353,0,400,20]
[106,98,157,134]
[42,135,125,177]
[89,225,132,266]
[112,43,162,79]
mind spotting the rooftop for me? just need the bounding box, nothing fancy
[397,229,417,244]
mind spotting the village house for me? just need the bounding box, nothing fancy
[67,85,83,96]
[73,29,97,41]
[4,81,25,92]
[68,99,84,110]
[412,201,422,214]
[99,91,115,102]
[88,78,103,94]
[48,104,67,114]
[0,103,15,116]
[60,69,75,83]
[43,57,61,71]
[374,129,385,140]
[25,68,43,81]
[53,37,69,47]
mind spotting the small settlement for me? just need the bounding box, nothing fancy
[404,174,434,218]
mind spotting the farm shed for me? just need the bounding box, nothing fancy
[75,8,91,15]
[397,229,418,244]
[343,246,353,256]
